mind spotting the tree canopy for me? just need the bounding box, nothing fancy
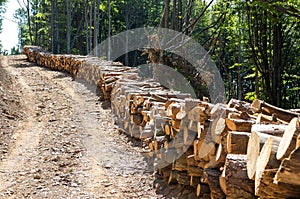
[2,0,299,108]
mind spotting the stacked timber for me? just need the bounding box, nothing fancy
[23,46,300,198]
[23,46,135,100]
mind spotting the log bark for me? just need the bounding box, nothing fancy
[173,153,187,171]
[196,183,211,197]
[256,112,287,124]
[297,133,300,149]
[274,147,300,186]
[251,99,299,122]
[187,105,208,123]
[251,124,286,136]
[225,118,254,132]
[215,143,227,165]
[276,117,300,160]
[255,168,300,198]
[227,131,251,154]
[203,169,226,199]
[227,98,253,114]
[221,154,255,199]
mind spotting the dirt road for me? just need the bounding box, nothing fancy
[0,56,198,199]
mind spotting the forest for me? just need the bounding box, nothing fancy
[1,0,300,108]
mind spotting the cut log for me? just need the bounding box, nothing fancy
[176,110,186,120]
[227,98,253,114]
[251,99,299,122]
[196,183,211,197]
[166,102,181,119]
[225,118,254,132]
[171,119,181,133]
[276,117,300,160]
[210,114,226,143]
[187,165,203,177]
[198,140,216,160]
[228,111,251,120]
[255,112,288,124]
[274,147,300,186]
[255,168,300,198]
[204,154,224,169]
[227,131,251,154]
[165,98,184,109]
[247,131,282,179]
[176,171,190,185]
[168,170,178,184]
[164,123,171,135]
[251,124,286,136]
[187,105,208,123]
[203,169,226,199]
[173,154,187,171]
[247,132,260,180]
[215,143,227,165]
[297,133,300,149]
[221,154,255,199]
[183,125,197,145]
[254,137,281,195]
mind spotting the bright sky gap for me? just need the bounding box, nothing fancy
[0,0,20,54]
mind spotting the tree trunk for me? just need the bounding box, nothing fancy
[185,0,193,35]
[89,4,93,53]
[255,66,259,99]
[55,0,60,53]
[25,0,33,45]
[51,0,55,52]
[93,0,99,56]
[178,0,182,31]
[164,0,170,28]
[237,10,242,100]
[66,0,71,54]
[171,0,177,30]
[272,20,283,107]
[85,0,89,54]
[33,1,38,46]
[108,0,111,60]
[124,2,132,66]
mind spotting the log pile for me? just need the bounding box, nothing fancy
[23,46,300,198]
[23,46,135,100]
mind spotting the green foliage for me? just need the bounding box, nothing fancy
[245,91,256,102]
[10,46,20,55]
[8,0,300,108]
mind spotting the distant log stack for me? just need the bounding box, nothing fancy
[23,45,300,198]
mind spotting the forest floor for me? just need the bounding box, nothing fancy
[0,55,198,199]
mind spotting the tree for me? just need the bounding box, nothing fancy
[66,0,71,53]
[11,0,299,108]
[107,0,111,59]
[246,0,300,107]
[93,0,100,56]
[11,46,20,55]
[0,0,6,54]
